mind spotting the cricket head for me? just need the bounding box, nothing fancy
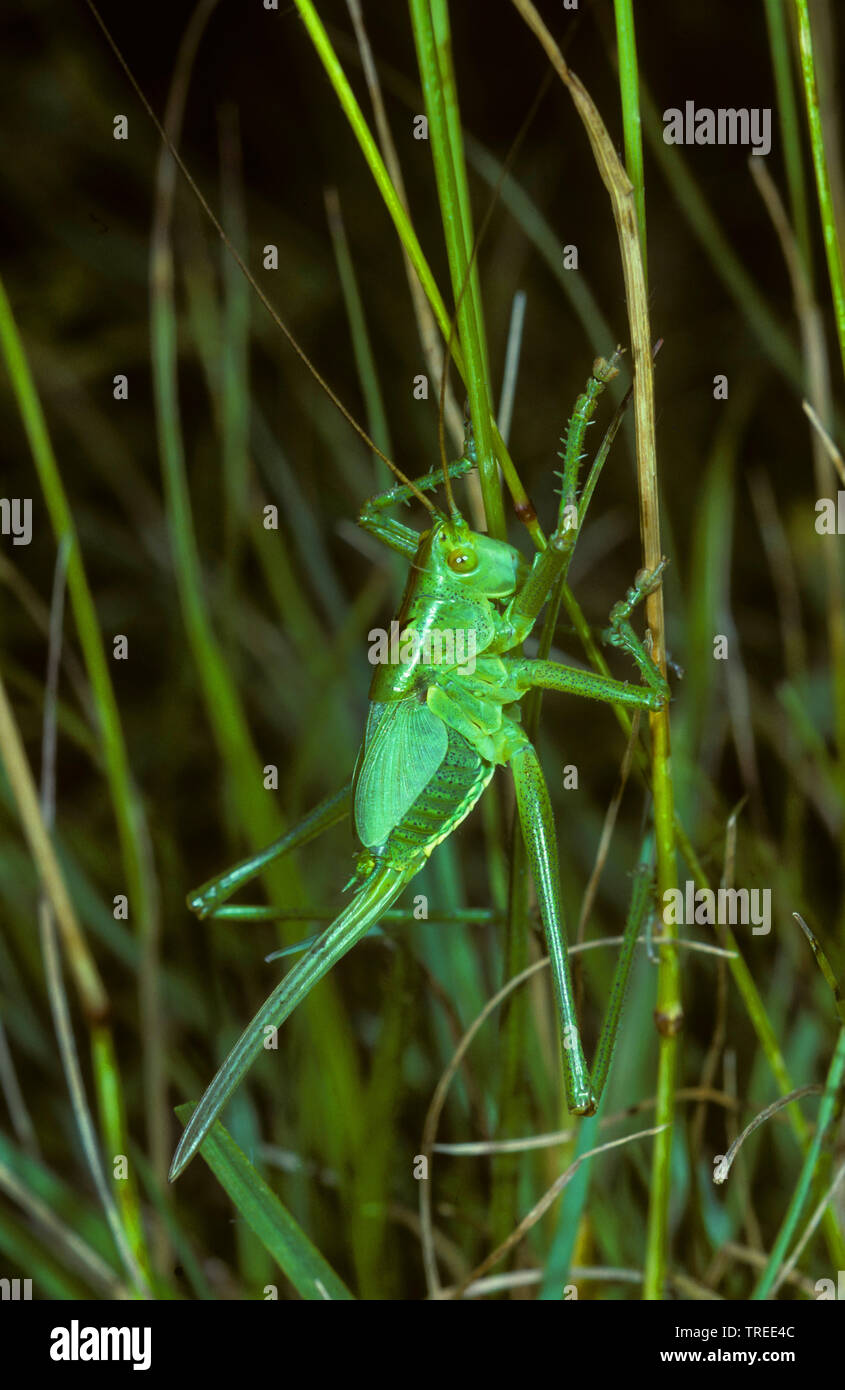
[422,513,525,601]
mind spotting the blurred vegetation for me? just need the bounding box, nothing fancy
[0,0,843,1300]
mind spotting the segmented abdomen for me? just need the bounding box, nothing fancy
[381,726,493,870]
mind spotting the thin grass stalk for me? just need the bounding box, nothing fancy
[764,0,815,281]
[613,0,646,277]
[792,0,845,779]
[294,0,537,538]
[752,1026,845,1298]
[509,0,680,1301]
[0,1017,37,1156]
[0,1159,124,1297]
[345,0,465,451]
[497,291,526,445]
[0,278,167,1201]
[409,0,504,537]
[0,667,151,1294]
[811,0,845,250]
[793,0,845,379]
[430,0,493,399]
[293,0,457,361]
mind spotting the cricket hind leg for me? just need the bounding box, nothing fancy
[187,782,352,920]
[507,736,596,1116]
[171,859,414,1181]
[509,729,657,1115]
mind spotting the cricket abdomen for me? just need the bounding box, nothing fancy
[381,725,493,869]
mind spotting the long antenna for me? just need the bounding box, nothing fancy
[84,0,438,517]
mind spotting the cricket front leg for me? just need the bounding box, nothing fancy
[508,736,597,1116]
[357,456,476,558]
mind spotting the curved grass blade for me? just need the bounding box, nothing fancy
[174,1105,353,1300]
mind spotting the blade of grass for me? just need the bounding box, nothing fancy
[0,1204,106,1300]
[292,0,456,364]
[752,1025,845,1298]
[344,0,465,451]
[0,274,167,1217]
[509,0,680,1301]
[613,0,646,278]
[0,649,151,1295]
[764,0,815,281]
[748,153,845,834]
[293,0,536,538]
[174,1103,355,1299]
[0,1015,38,1157]
[409,0,504,537]
[793,0,845,382]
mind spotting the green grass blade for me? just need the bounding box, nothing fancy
[752,1026,845,1298]
[174,1104,354,1299]
[0,274,165,1230]
[292,0,455,357]
[764,0,814,282]
[409,0,505,538]
[614,0,646,277]
[793,0,845,381]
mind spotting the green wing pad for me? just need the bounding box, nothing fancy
[353,699,449,849]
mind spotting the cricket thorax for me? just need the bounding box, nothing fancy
[367,520,523,702]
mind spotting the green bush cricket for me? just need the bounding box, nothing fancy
[170,353,670,1180]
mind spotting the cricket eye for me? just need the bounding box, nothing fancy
[447,548,477,573]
